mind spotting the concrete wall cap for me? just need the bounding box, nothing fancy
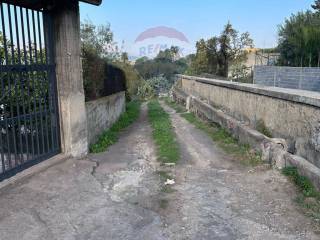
[176,74,320,108]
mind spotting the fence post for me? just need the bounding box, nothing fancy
[273,67,276,87]
[299,67,302,90]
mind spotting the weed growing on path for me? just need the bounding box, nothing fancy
[283,166,320,221]
[148,100,180,164]
[90,101,141,153]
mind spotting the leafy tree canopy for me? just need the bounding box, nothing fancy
[277,10,320,67]
[312,0,320,12]
[187,22,253,78]
[134,46,187,80]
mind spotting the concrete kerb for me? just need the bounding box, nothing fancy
[172,87,320,191]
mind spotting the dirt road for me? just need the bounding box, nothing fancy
[0,103,318,240]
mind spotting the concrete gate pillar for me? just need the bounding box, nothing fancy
[45,1,88,157]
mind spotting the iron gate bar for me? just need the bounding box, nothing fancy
[7,4,17,166]
[14,5,27,163]
[32,9,46,156]
[0,1,61,180]
[20,6,36,162]
[45,11,61,152]
[37,11,50,155]
[26,7,41,158]
[1,2,15,169]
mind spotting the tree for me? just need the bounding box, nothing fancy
[187,22,253,78]
[312,0,320,12]
[206,37,219,74]
[134,46,187,80]
[278,11,320,67]
[156,49,174,62]
[121,52,129,63]
[170,46,180,61]
[80,20,115,59]
[80,21,121,100]
[218,22,253,77]
[190,39,210,75]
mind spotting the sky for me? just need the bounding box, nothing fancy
[80,0,315,58]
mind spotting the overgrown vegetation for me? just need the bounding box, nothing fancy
[186,22,253,80]
[115,61,144,100]
[277,1,320,67]
[148,100,180,164]
[136,75,174,100]
[134,47,188,98]
[81,20,143,101]
[282,166,320,221]
[134,47,188,80]
[90,101,141,153]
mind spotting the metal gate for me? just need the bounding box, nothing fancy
[0,2,60,181]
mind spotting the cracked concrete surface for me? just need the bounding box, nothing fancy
[0,103,319,240]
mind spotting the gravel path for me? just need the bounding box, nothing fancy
[0,102,318,240]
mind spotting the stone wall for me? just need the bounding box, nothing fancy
[85,92,126,145]
[175,74,320,168]
[254,66,320,92]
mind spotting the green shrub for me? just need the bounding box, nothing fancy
[114,62,144,100]
[137,80,155,100]
[282,166,317,198]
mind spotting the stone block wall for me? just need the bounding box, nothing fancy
[176,75,320,168]
[85,92,125,145]
[254,66,320,92]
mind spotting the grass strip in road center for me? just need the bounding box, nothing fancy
[148,100,180,164]
[90,101,141,153]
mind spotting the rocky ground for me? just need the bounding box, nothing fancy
[0,103,319,240]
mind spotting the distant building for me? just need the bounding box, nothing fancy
[229,48,280,79]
